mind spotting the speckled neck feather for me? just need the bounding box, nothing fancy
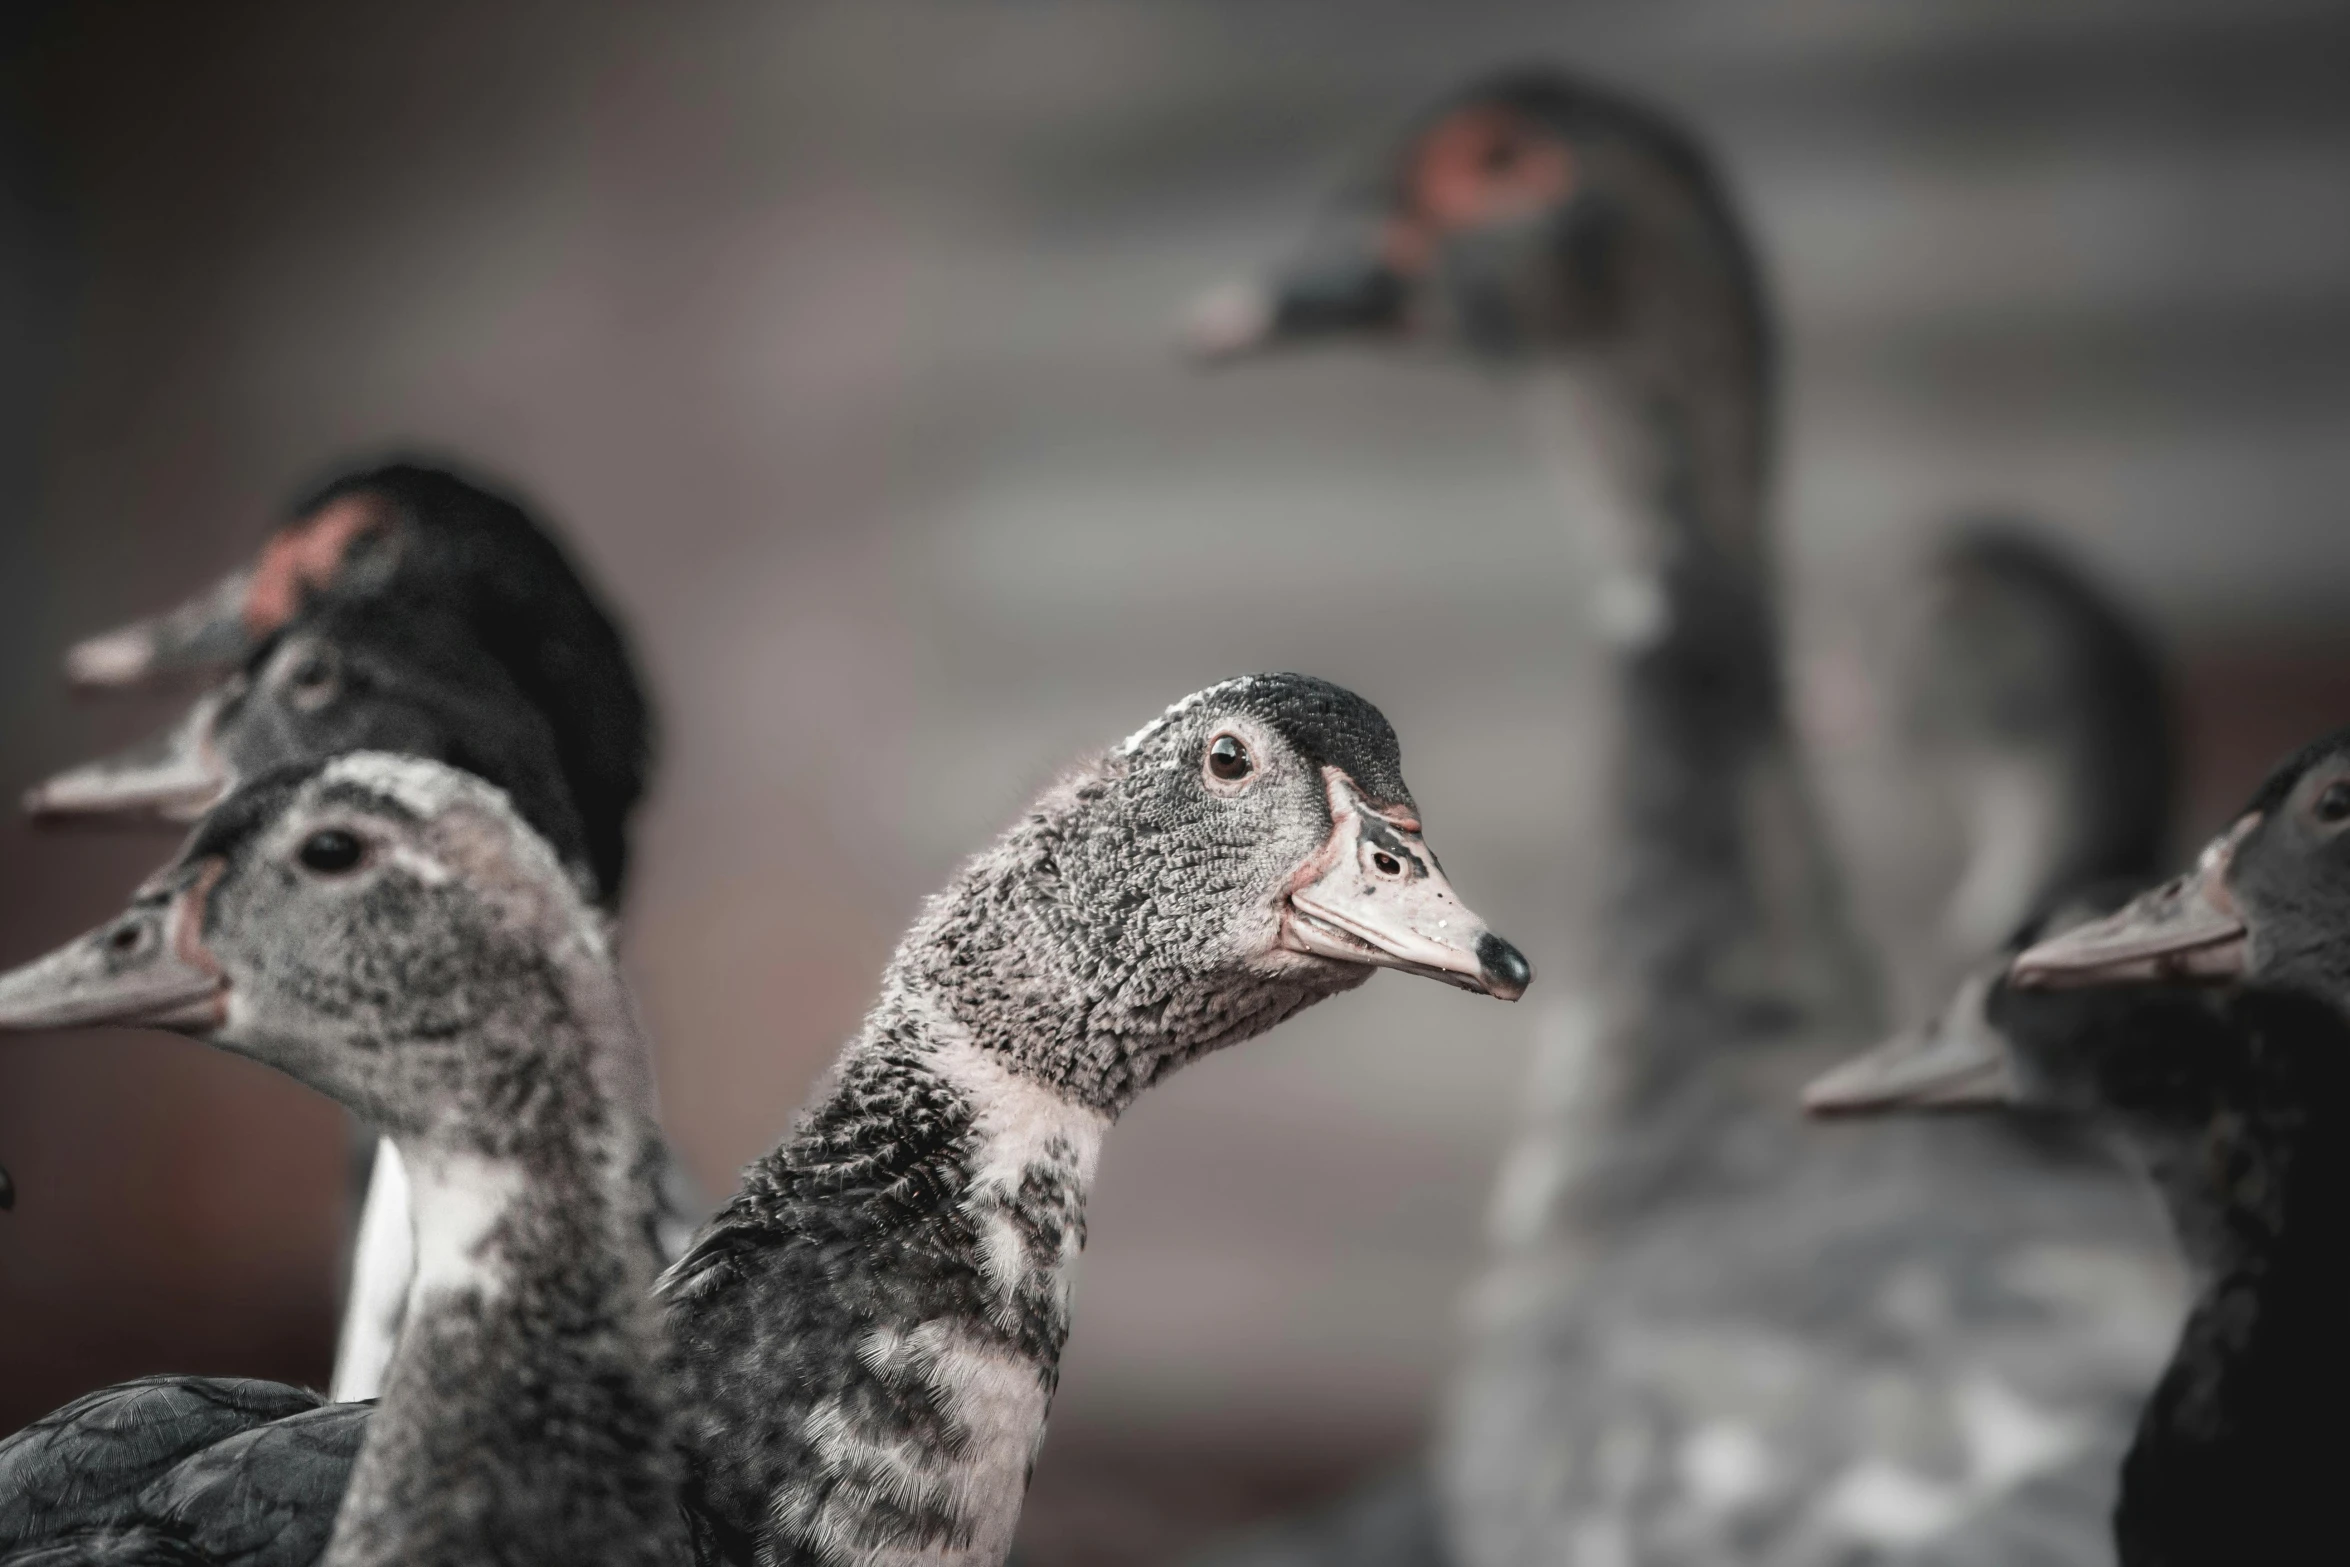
[664,746,1363,1566]
[313,845,682,1567]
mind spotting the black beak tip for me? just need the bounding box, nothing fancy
[0,1164,15,1211]
[1477,933,1533,1000]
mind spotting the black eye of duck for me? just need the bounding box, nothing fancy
[1206,733,1254,783]
[2314,780,2350,827]
[298,828,367,875]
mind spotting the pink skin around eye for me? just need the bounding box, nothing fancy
[242,496,386,636]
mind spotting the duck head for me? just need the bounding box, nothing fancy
[921,675,1529,1109]
[1808,895,2350,1254]
[47,459,650,903]
[1184,70,1765,370]
[0,754,638,1144]
[2009,727,2350,1005]
[28,600,600,907]
[1107,674,1526,994]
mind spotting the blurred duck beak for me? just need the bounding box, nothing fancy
[24,688,235,824]
[0,865,227,1034]
[63,494,385,691]
[1803,970,2016,1117]
[1283,769,1531,1000]
[1182,249,1408,361]
[64,570,257,690]
[2011,818,2255,990]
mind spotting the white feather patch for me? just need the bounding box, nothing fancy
[919,1018,1106,1322]
[403,1149,522,1304]
[331,1137,415,1402]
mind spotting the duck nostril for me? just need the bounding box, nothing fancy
[1373,851,1402,876]
[108,924,142,954]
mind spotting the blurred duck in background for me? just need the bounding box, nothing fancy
[0,676,1531,1567]
[1190,70,2178,1566]
[1809,899,2350,1567]
[1897,523,2175,968]
[18,458,686,1405]
[35,459,652,909]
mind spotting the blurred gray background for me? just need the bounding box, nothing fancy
[2,4,2348,1561]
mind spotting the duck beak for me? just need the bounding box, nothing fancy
[64,569,258,690]
[64,495,387,691]
[2010,818,2255,990]
[0,864,228,1035]
[24,688,235,824]
[1182,247,1408,361]
[1283,769,1532,1000]
[1803,971,2015,1117]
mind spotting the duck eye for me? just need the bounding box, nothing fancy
[1206,734,1254,783]
[282,645,340,709]
[2316,781,2350,826]
[297,828,366,875]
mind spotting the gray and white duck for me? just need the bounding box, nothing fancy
[0,754,684,1567]
[1191,71,2173,1566]
[20,458,681,1405]
[0,673,1530,1567]
[1809,897,2350,1567]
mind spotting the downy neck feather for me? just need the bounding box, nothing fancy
[326,946,681,1567]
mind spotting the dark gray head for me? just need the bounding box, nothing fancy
[2009,727,2350,1010]
[29,599,598,908]
[0,755,639,1152]
[1184,69,1767,377]
[52,459,652,902]
[915,674,1529,1109]
[1808,894,2350,1245]
[1903,520,2176,948]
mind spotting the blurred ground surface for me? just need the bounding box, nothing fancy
[1,5,2347,1562]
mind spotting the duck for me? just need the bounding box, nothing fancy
[0,755,685,1567]
[0,673,1531,1567]
[52,458,651,907]
[1190,70,2173,1566]
[25,459,673,1404]
[1808,904,2350,1567]
[1898,521,2174,964]
[2010,724,2350,1006]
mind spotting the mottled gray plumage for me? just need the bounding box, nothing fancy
[2,678,1523,1567]
[1193,71,2176,1567]
[0,757,686,1567]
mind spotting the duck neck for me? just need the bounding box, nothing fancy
[669,973,1110,1567]
[2116,1044,2350,1564]
[1525,327,1874,1071]
[325,971,681,1567]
